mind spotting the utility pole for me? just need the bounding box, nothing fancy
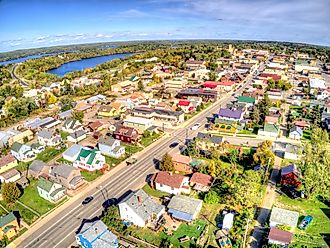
[243,218,251,248]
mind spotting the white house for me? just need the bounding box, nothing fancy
[10,142,36,161]
[97,137,125,158]
[37,129,62,147]
[0,169,21,183]
[152,171,190,195]
[67,130,87,143]
[63,144,83,162]
[289,126,303,140]
[73,147,105,171]
[37,178,66,203]
[118,189,165,227]
[62,119,84,133]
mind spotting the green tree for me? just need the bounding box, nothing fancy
[253,140,275,168]
[72,111,84,122]
[101,206,126,232]
[1,182,21,204]
[60,97,74,111]
[160,153,174,172]
[204,190,220,204]
[137,81,144,91]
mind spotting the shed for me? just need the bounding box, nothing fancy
[167,195,203,222]
[269,207,299,229]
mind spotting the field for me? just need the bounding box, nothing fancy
[275,195,330,247]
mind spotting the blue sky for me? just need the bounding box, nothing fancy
[0,0,329,52]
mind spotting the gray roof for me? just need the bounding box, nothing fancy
[29,160,47,173]
[11,142,23,153]
[98,137,117,147]
[0,169,20,180]
[270,207,299,228]
[77,219,118,248]
[63,144,83,158]
[63,118,81,129]
[59,109,73,119]
[38,129,54,139]
[167,195,203,216]
[50,165,77,179]
[289,126,303,136]
[31,143,43,149]
[281,164,300,176]
[196,132,224,144]
[69,130,86,139]
[120,189,164,222]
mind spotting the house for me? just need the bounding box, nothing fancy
[202,81,235,92]
[0,154,18,174]
[63,144,83,162]
[73,148,105,171]
[123,116,153,132]
[258,123,280,137]
[170,153,193,174]
[87,121,105,133]
[289,126,303,140]
[185,60,206,70]
[37,177,66,203]
[114,125,140,144]
[167,195,203,222]
[177,88,218,102]
[0,212,19,240]
[118,189,165,227]
[190,172,214,192]
[293,120,310,130]
[218,108,243,122]
[152,171,190,195]
[97,137,125,158]
[7,129,34,146]
[67,130,87,143]
[237,96,256,107]
[76,219,118,248]
[58,109,73,120]
[165,78,187,91]
[265,116,279,125]
[49,165,84,190]
[31,143,45,154]
[37,129,62,147]
[98,102,127,117]
[10,142,35,161]
[268,227,293,246]
[177,100,194,113]
[195,132,225,150]
[28,160,49,178]
[280,164,301,187]
[62,119,84,133]
[269,207,299,230]
[0,169,21,183]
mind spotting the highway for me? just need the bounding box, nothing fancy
[16,66,259,248]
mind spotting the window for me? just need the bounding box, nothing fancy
[171,187,174,190]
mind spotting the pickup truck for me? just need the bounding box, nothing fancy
[126,157,138,165]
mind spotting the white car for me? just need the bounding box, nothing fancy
[191,123,201,130]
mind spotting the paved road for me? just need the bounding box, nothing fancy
[11,63,29,87]
[16,67,260,248]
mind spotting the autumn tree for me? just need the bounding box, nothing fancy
[253,140,275,168]
[1,182,20,204]
[160,153,174,172]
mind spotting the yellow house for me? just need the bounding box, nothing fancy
[8,129,34,146]
[98,105,114,117]
[0,212,19,240]
[98,102,126,117]
[0,155,18,174]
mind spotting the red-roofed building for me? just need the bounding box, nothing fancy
[152,171,190,195]
[268,227,293,246]
[259,73,281,81]
[178,100,195,113]
[293,120,310,130]
[202,80,235,92]
[190,172,214,192]
[171,153,193,173]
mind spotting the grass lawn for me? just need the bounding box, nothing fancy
[18,179,58,215]
[60,131,70,140]
[105,155,126,166]
[237,129,256,135]
[123,143,143,155]
[36,147,65,162]
[128,226,165,246]
[0,201,38,225]
[56,157,71,164]
[142,184,169,198]
[81,170,103,182]
[275,195,330,247]
[141,133,162,147]
[170,219,206,247]
[302,130,311,141]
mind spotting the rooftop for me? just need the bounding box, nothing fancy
[153,171,186,189]
[167,195,203,216]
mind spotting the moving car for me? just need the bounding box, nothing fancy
[82,196,94,205]
[191,123,201,130]
[169,142,179,148]
[126,157,137,165]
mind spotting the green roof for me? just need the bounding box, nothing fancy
[237,96,256,104]
[38,178,54,192]
[0,212,16,227]
[77,148,97,165]
[264,124,279,133]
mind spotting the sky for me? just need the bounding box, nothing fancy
[0,0,329,52]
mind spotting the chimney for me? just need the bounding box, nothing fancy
[137,195,142,204]
[94,227,98,234]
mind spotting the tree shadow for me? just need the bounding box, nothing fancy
[75,216,100,234]
[320,233,330,247]
[153,158,161,170]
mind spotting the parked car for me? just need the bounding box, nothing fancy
[126,157,137,165]
[191,123,201,130]
[298,215,313,230]
[82,196,94,205]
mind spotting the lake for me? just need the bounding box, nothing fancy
[0,52,62,66]
[47,53,133,77]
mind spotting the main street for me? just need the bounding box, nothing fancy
[15,66,259,248]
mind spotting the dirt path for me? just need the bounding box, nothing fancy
[249,155,282,247]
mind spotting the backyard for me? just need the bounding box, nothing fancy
[81,170,103,182]
[275,194,330,247]
[36,147,66,162]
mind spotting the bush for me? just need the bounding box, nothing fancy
[1,182,21,204]
[204,190,220,204]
